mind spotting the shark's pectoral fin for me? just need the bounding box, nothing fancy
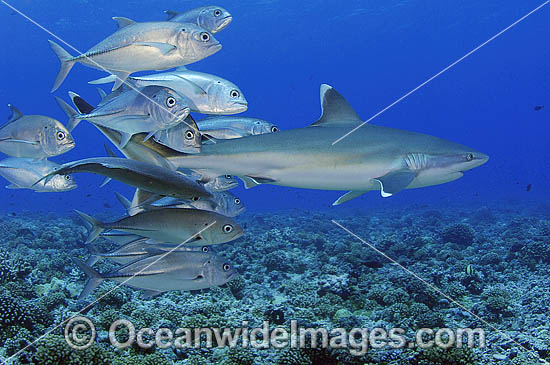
[309,84,363,127]
[373,169,416,197]
[239,176,277,189]
[332,191,368,206]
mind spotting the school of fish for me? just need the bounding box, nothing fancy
[0,5,488,298]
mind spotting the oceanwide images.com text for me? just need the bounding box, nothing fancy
[65,317,485,356]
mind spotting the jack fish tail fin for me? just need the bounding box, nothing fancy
[54,96,79,131]
[74,210,105,244]
[72,258,104,300]
[48,40,75,93]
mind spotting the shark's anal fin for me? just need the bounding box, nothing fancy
[373,169,416,197]
[239,176,276,189]
[332,191,368,206]
[309,84,362,127]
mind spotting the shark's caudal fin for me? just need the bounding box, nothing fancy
[72,258,105,300]
[48,40,75,93]
[309,84,362,127]
[74,210,105,244]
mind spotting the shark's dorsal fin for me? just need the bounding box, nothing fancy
[6,104,23,124]
[113,17,136,29]
[175,66,188,71]
[309,84,362,127]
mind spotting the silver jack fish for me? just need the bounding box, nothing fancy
[75,208,243,245]
[86,236,213,266]
[0,105,75,158]
[90,66,248,115]
[73,251,236,299]
[165,85,489,205]
[65,92,202,159]
[38,157,210,200]
[63,86,191,149]
[197,116,279,140]
[117,190,245,217]
[165,6,232,34]
[0,158,76,192]
[49,18,221,92]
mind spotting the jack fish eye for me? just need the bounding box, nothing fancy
[230,90,240,98]
[165,97,176,108]
[185,130,195,140]
[56,131,66,140]
[214,9,222,17]
[223,224,233,233]
[222,263,231,271]
[271,126,279,132]
[64,175,71,180]
[201,246,209,252]
[234,198,241,205]
[225,175,232,179]
[466,153,474,161]
[200,32,211,42]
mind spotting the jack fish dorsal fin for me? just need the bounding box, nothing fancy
[164,10,180,20]
[309,84,362,127]
[6,104,23,124]
[112,17,136,29]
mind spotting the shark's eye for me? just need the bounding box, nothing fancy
[185,130,195,140]
[214,9,222,17]
[223,224,233,233]
[225,175,232,179]
[201,246,209,252]
[271,126,279,132]
[234,198,240,205]
[222,263,231,271]
[200,32,211,42]
[166,97,176,108]
[466,153,474,161]
[230,90,239,98]
[57,131,66,140]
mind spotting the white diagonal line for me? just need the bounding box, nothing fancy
[1,0,216,144]
[332,1,549,145]
[5,221,217,364]
[332,220,547,363]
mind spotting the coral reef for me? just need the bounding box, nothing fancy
[0,201,548,363]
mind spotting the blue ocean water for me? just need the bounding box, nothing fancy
[1,1,550,364]
[1,0,548,213]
